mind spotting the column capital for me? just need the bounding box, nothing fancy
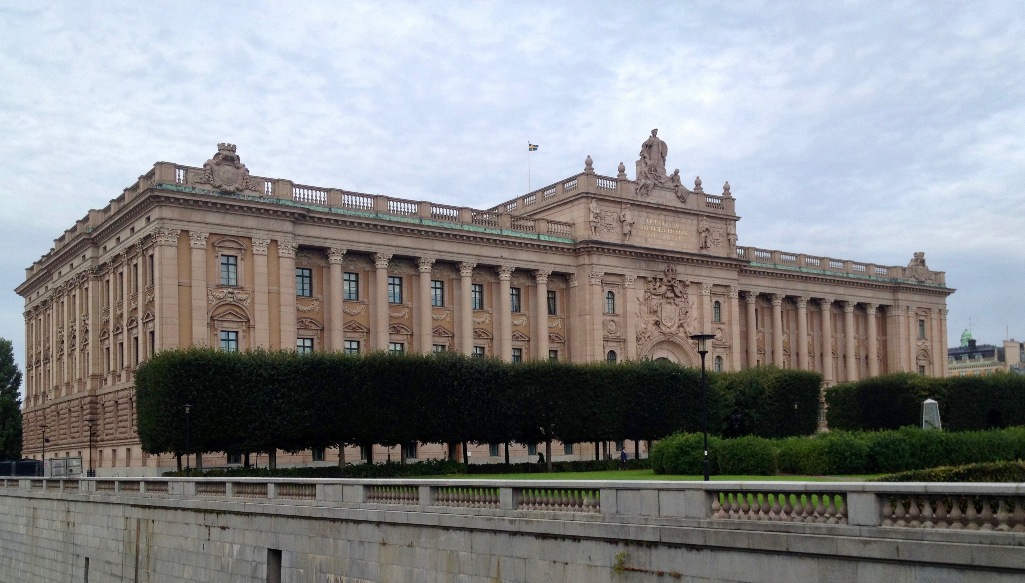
[865,303,877,315]
[188,232,209,249]
[458,262,476,277]
[770,293,783,306]
[278,239,298,258]
[587,271,604,286]
[417,257,436,273]
[252,238,270,256]
[534,270,551,285]
[727,286,739,299]
[795,296,809,309]
[497,266,515,280]
[568,273,579,288]
[152,228,180,247]
[906,305,916,317]
[843,301,856,313]
[700,283,712,296]
[819,297,834,309]
[328,248,346,264]
[624,274,637,288]
[744,291,758,304]
[373,252,392,269]
[939,308,947,320]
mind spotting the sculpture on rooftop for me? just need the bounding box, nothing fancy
[906,251,934,283]
[200,143,254,193]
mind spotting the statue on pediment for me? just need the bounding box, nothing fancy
[906,252,934,283]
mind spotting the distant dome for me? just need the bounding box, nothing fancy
[960,329,973,348]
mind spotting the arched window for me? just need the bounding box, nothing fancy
[713,301,722,323]
[606,350,617,364]
[714,355,724,372]
[605,291,616,314]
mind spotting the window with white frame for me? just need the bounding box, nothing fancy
[296,268,313,297]
[431,280,444,307]
[471,283,484,310]
[605,291,616,314]
[297,338,314,354]
[344,340,360,354]
[343,272,359,300]
[510,287,521,312]
[220,330,239,352]
[388,276,403,304]
[220,255,238,286]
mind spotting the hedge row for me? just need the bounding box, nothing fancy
[136,349,822,460]
[651,427,1025,476]
[873,461,1025,483]
[826,372,1025,431]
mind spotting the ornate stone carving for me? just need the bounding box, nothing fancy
[511,317,528,326]
[843,301,856,313]
[473,314,491,324]
[374,253,393,269]
[458,262,476,277]
[549,319,563,329]
[620,205,635,241]
[906,252,934,283]
[251,238,270,256]
[636,129,669,197]
[417,257,435,273]
[584,155,594,174]
[431,312,451,321]
[297,318,322,330]
[587,199,615,236]
[617,162,627,179]
[328,248,346,264]
[728,286,739,300]
[209,288,253,307]
[534,269,551,285]
[200,143,253,193]
[604,319,620,337]
[624,275,637,288]
[188,232,209,249]
[636,265,695,345]
[588,271,604,286]
[389,308,409,318]
[343,304,366,316]
[700,283,712,296]
[152,228,180,247]
[297,299,321,313]
[497,266,514,280]
[770,294,783,307]
[278,240,298,258]
[568,274,578,288]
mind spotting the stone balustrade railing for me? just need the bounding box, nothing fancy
[3,478,1021,532]
[736,246,947,286]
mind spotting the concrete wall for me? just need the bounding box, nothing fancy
[1,478,1023,582]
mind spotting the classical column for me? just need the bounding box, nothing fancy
[886,304,902,373]
[745,292,758,368]
[152,228,180,351]
[770,294,784,367]
[700,284,713,334]
[938,309,948,377]
[796,297,809,370]
[497,266,514,361]
[189,232,209,347]
[728,286,741,371]
[820,298,835,384]
[418,257,435,353]
[534,270,551,360]
[373,253,391,351]
[589,271,605,362]
[251,239,271,349]
[458,262,475,355]
[930,309,942,377]
[625,275,638,361]
[844,301,857,382]
[278,239,298,351]
[866,304,879,377]
[906,305,917,372]
[328,248,346,351]
[567,273,579,361]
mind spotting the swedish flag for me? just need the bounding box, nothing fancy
[528,143,539,151]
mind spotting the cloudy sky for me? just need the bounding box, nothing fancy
[2,2,1023,383]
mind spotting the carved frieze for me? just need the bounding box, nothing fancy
[473,313,491,325]
[343,304,367,316]
[297,299,321,313]
[389,308,409,318]
[209,288,253,307]
[636,265,695,345]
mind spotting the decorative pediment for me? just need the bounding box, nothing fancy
[389,323,413,335]
[212,306,249,324]
[100,329,110,340]
[473,328,493,340]
[142,310,155,323]
[343,320,370,333]
[112,323,123,335]
[432,326,454,338]
[126,316,138,329]
[548,333,565,344]
[297,318,323,330]
[511,330,531,342]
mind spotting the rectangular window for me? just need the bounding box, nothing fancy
[389,342,404,355]
[388,276,403,304]
[220,255,238,286]
[148,330,155,356]
[918,319,926,340]
[547,290,557,315]
[296,268,313,297]
[527,444,538,456]
[402,442,417,460]
[312,448,325,462]
[472,346,485,358]
[132,336,139,366]
[343,272,359,301]
[615,440,625,451]
[148,254,155,286]
[471,283,484,310]
[431,280,444,307]
[511,348,522,362]
[227,453,242,465]
[344,340,360,354]
[919,365,927,375]
[131,264,139,294]
[489,443,500,457]
[510,287,521,312]
[432,344,447,353]
[564,442,574,455]
[296,338,314,354]
[220,330,239,352]
[548,350,558,361]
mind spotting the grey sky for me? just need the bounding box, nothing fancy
[2,2,1023,384]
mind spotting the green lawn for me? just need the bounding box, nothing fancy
[438,469,874,481]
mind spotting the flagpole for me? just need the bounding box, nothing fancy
[527,142,532,192]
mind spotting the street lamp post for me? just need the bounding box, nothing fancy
[183,404,192,476]
[40,424,48,477]
[690,333,716,482]
[85,418,95,477]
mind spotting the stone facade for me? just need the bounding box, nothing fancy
[16,136,953,473]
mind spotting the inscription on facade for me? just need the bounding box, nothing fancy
[637,218,689,242]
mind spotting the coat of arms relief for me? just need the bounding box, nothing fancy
[636,265,696,345]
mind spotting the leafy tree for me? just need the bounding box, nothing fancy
[0,338,24,460]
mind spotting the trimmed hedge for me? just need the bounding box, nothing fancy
[714,435,777,475]
[874,461,1025,483]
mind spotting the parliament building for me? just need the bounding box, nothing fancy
[17,132,953,474]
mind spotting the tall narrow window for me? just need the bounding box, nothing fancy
[148,254,155,286]
[220,330,238,352]
[547,290,557,315]
[296,268,313,297]
[431,280,444,307]
[471,283,484,310]
[343,272,359,300]
[510,287,521,312]
[296,338,314,354]
[606,350,617,364]
[388,276,403,304]
[511,348,522,362]
[714,355,724,372]
[605,291,616,314]
[713,301,722,323]
[918,319,926,340]
[220,255,238,286]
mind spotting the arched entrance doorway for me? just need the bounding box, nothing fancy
[642,338,700,367]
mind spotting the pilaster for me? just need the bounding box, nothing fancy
[796,296,809,371]
[588,271,605,363]
[328,248,346,351]
[728,286,741,371]
[189,232,209,347]
[279,239,298,351]
[625,275,638,361]
[374,253,391,351]
[844,301,857,382]
[770,294,784,367]
[866,304,879,378]
[152,228,180,351]
[820,298,835,385]
[252,239,271,349]
[418,257,435,354]
[497,266,514,361]
[534,270,551,361]
[745,292,758,368]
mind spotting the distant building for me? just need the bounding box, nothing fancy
[947,330,1024,376]
[17,135,952,474]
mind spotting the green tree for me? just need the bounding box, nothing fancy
[0,338,24,460]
